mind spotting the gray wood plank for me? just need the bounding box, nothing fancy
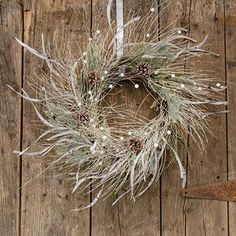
[186,1,228,235]
[0,2,22,236]
[21,1,91,235]
[160,1,191,235]
[118,1,161,235]
[225,0,236,235]
[90,1,121,236]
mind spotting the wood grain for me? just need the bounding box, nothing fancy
[1,1,235,235]
[91,1,121,235]
[0,2,22,236]
[92,1,161,235]
[117,1,161,236]
[186,0,228,235]
[159,1,191,235]
[21,1,90,235]
[225,0,236,235]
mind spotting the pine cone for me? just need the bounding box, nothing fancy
[161,99,168,115]
[74,112,89,125]
[137,62,149,77]
[128,137,143,154]
[68,103,89,125]
[88,71,99,87]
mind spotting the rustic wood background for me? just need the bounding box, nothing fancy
[1,0,236,235]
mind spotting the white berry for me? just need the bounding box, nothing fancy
[171,74,176,78]
[146,33,150,38]
[198,87,202,91]
[135,84,139,89]
[120,73,125,77]
[150,8,155,12]
[96,30,101,34]
[109,84,113,89]
[167,130,171,135]
[180,84,185,88]
[88,90,92,95]
[216,83,221,87]
[120,136,124,141]
[102,135,107,140]
[128,131,132,135]
[104,71,108,75]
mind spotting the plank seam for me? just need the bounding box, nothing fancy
[90,1,93,235]
[223,0,230,235]
[0,4,2,25]
[117,200,122,235]
[158,1,163,236]
[184,1,193,235]
[116,0,123,234]
[19,3,24,236]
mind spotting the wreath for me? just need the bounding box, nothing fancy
[11,3,226,209]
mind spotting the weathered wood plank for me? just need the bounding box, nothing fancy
[117,1,161,236]
[225,1,236,235]
[160,1,191,235]
[186,0,228,235]
[92,1,161,235]
[21,1,91,235]
[90,1,121,236]
[0,2,22,236]
[1,1,233,235]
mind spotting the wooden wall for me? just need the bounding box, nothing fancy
[0,0,236,235]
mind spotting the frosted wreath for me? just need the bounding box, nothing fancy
[10,2,227,210]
